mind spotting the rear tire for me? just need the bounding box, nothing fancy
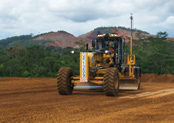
[57,67,74,95]
[103,68,120,96]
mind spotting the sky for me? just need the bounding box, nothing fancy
[0,0,174,39]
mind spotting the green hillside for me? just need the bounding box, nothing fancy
[0,34,53,48]
[0,30,70,48]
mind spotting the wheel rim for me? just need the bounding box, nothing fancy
[114,76,118,89]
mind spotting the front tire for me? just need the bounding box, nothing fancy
[103,68,120,96]
[57,67,74,95]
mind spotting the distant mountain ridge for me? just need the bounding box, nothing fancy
[0,27,174,48]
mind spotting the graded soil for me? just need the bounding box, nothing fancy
[0,74,174,123]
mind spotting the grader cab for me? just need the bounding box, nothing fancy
[57,15,141,96]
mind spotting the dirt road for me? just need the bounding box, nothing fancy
[0,74,174,123]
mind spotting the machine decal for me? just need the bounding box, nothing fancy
[82,53,86,78]
[80,52,88,82]
[91,58,94,63]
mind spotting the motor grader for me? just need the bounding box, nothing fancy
[57,15,141,96]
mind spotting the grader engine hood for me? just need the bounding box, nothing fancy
[80,52,89,82]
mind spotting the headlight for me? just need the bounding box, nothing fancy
[70,50,74,54]
[105,50,109,54]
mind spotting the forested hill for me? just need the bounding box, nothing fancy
[0,32,173,77]
[0,28,173,77]
[1,26,174,49]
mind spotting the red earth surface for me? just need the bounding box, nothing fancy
[0,74,174,123]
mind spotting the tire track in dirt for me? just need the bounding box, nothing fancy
[0,89,55,96]
[120,89,174,99]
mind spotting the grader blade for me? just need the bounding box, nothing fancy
[119,78,140,90]
[74,83,103,89]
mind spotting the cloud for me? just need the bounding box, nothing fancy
[0,0,174,39]
[158,16,174,29]
[164,16,174,25]
[47,0,135,22]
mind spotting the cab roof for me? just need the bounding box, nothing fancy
[97,33,123,41]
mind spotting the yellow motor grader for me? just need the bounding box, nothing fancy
[57,15,141,96]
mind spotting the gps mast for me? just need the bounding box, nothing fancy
[128,13,135,77]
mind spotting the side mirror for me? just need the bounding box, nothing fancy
[92,40,95,48]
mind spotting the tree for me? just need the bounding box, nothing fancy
[156,31,168,39]
[133,32,173,74]
[75,40,86,50]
